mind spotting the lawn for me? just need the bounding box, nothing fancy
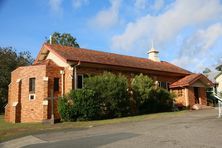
[0,111,185,142]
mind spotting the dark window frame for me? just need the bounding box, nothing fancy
[29,78,36,93]
[159,81,169,90]
[77,74,83,89]
[54,78,60,92]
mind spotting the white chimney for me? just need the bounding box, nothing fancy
[147,41,160,62]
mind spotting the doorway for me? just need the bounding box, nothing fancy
[194,87,199,104]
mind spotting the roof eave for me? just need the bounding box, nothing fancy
[66,59,190,76]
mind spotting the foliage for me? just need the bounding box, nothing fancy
[203,68,211,74]
[0,47,33,113]
[59,72,174,121]
[84,72,130,118]
[131,74,174,114]
[145,88,174,113]
[131,74,154,112]
[58,89,99,121]
[58,96,74,121]
[46,32,80,48]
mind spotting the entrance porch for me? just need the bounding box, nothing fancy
[170,74,213,108]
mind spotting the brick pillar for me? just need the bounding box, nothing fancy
[11,102,18,123]
[10,79,21,123]
[185,87,189,107]
[43,77,49,121]
[64,66,73,94]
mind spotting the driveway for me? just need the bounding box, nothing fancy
[1,108,222,148]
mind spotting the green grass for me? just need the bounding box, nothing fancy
[0,111,186,142]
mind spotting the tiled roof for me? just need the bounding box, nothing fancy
[38,43,191,75]
[170,74,213,88]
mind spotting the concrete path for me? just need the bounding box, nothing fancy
[1,108,222,148]
[0,136,45,148]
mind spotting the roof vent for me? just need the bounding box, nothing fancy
[147,41,160,62]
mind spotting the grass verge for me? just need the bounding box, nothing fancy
[0,111,186,142]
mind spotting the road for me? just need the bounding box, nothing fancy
[2,109,222,148]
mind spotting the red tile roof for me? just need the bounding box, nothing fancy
[170,74,213,88]
[37,43,191,75]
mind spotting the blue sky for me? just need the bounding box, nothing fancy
[1,0,222,72]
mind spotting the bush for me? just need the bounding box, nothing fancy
[148,88,174,113]
[58,95,76,121]
[84,72,130,118]
[131,74,174,114]
[58,72,174,121]
[58,89,100,121]
[131,74,154,113]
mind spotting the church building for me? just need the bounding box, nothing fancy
[5,43,212,123]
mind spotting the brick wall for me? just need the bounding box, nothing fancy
[187,87,195,107]
[199,87,207,105]
[5,61,64,123]
[5,65,47,123]
[77,66,181,84]
[172,88,186,106]
[64,66,73,94]
[46,62,63,120]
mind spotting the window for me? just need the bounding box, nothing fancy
[77,75,83,89]
[29,78,35,93]
[54,78,59,92]
[159,82,169,90]
[29,94,36,100]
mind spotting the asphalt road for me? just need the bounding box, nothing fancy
[2,109,222,148]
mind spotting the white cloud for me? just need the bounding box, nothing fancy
[48,0,63,15]
[89,0,121,29]
[72,0,89,9]
[111,0,222,51]
[172,23,222,72]
[134,0,148,10]
[153,0,164,11]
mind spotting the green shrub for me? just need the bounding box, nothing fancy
[71,89,100,120]
[131,74,154,113]
[146,88,174,113]
[58,89,99,121]
[131,74,173,114]
[58,95,76,121]
[84,72,130,118]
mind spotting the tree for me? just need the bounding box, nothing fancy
[46,32,80,48]
[0,47,33,113]
[203,68,211,74]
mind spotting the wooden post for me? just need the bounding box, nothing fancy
[50,89,55,124]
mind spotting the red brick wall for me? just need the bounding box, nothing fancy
[64,67,73,94]
[46,64,63,120]
[6,65,47,123]
[171,86,208,108]
[199,87,207,105]
[77,66,181,84]
[171,88,186,106]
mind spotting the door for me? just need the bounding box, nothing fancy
[194,87,199,104]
